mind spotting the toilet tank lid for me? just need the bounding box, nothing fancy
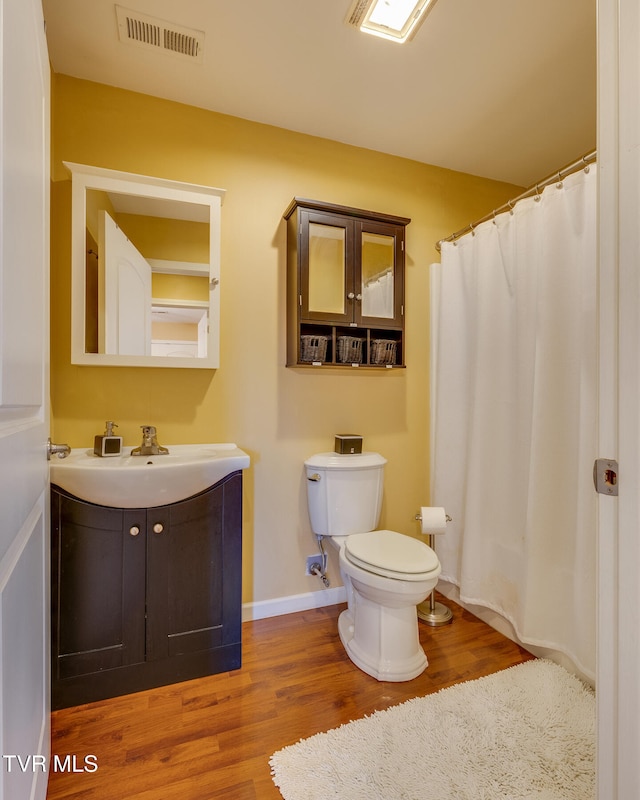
[304,452,387,469]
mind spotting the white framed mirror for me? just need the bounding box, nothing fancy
[66,162,225,368]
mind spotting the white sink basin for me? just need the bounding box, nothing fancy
[50,443,250,508]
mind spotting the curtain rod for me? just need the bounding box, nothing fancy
[435,149,597,252]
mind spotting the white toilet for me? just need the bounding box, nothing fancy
[304,451,441,681]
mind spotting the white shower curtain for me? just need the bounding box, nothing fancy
[431,165,597,680]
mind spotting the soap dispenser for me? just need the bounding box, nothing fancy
[94,421,123,457]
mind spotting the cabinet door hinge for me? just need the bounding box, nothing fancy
[593,458,618,495]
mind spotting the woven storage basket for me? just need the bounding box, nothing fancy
[337,335,365,364]
[300,334,328,362]
[370,338,397,365]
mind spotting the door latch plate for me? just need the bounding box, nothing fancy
[593,458,618,496]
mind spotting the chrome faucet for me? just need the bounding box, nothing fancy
[131,425,169,456]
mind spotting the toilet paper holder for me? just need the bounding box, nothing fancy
[415,508,453,626]
[415,510,452,525]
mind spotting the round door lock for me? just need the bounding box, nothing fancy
[153,523,164,534]
[129,525,140,537]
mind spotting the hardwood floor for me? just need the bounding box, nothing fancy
[47,594,534,800]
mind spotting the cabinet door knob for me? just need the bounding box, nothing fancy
[153,523,164,534]
[356,293,362,301]
[129,525,140,537]
[347,292,355,300]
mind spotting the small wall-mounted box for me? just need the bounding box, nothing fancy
[335,434,363,455]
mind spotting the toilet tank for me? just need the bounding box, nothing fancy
[304,452,386,536]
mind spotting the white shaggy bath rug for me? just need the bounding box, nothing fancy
[269,659,595,800]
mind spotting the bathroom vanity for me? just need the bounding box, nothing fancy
[50,472,243,709]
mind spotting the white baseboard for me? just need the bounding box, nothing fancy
[242,585,347,622]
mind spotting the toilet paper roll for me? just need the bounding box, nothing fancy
[419,506,448,534]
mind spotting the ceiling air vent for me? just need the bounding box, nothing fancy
[115,5,204,63]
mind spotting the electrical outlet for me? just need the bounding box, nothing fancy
[305,553,327,576]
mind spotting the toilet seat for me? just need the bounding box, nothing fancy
[344,529,439,581]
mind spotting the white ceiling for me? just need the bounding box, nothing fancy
[42,0,597,187]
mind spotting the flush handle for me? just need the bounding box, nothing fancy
[307,473,321,482]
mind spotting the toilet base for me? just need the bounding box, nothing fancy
[337,604,428,683]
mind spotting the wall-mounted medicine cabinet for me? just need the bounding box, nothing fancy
[284,198,410,369]
[66,162,225,368]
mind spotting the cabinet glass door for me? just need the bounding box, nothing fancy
[356,221,404,328]
[308,222,346,315]
[361,231,395,319]
[300,210,354,324]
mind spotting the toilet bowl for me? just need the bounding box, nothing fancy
[334,530,440,681]
[304,452,441,682]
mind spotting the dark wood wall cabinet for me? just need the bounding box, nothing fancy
[284,198,410,368]
[51,472,243,709]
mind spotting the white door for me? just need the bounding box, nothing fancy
[99,209,152,355]
[0,0,50,799]
[597,0,640,796]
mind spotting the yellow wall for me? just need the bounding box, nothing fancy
[116,213,209,263]
[50,74,521,607]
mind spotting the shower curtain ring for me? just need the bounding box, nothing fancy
[556,172,563,188]
[534,185,541,202]
[508,199,515,215]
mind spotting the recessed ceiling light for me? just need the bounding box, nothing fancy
[346,0,438,43]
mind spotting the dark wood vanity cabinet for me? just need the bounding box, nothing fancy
[285,198,410,368]
[51,472,243,709]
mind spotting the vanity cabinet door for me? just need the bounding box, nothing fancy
[51,490,146,680]
[146,472,242,662]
